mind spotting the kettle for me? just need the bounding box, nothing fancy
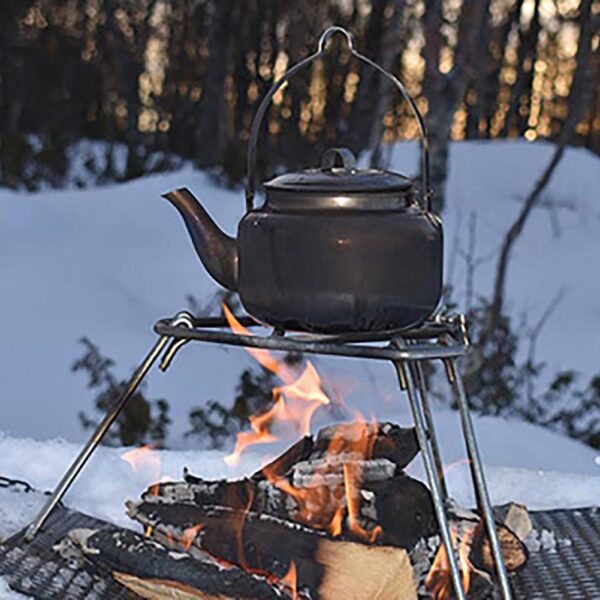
[163,27,442,334]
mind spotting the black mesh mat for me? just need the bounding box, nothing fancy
[0,505,140,599]
[510,506,600,599]
[0,504,599,598]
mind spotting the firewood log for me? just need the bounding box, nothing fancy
[449,506,528,572]
[470,519,528,573]
[139,471,437,549]
[126,501,417,600]
[249,422,420,482]
[64,528,282,599]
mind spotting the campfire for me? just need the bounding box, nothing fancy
[51,309,526,600]
[59,429,527,599]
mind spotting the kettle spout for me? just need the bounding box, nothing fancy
[162,187,238,291]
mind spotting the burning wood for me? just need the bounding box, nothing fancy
[110,417,529,600]
[126,502,417,600]
[61,527,283,599]
[139,422,436,548]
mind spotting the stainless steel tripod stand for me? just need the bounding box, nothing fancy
[25,310,512,599]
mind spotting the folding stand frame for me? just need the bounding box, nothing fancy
[25,310,512,599]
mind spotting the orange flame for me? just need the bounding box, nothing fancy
[343,461,382,543]
[223,304,384,548]
[121,445,161,482]
[329,505,345,537]
[180,524,203,551]
[223,306,329,465]
[459,529,472,595]
[260,419,383,541]
[425,527,473,599]
[282,561,298,600]
[223,303,296,383]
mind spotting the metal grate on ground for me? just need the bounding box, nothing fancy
[1,502,599,598]
[510,506,600,599]
[0,505,140,599]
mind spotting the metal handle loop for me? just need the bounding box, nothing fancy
[318,26,356,53]
[246,26,431,212]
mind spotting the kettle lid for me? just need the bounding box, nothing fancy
[264,148,414,195]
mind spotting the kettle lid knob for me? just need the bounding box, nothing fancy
[321,148,357,172]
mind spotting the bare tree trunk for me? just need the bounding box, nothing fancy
[478,0,595,349]
[342,0,388,154]
[499,0,541,138]
[422,0,491,212]
[466,0,495,139]
[484,0,525,136]
[368,0,405,168]
[193,0,231,168]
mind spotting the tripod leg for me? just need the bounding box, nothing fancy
[411,362,448,501]
[448,359,513,599]
[393,360,467,600]
[25,333,171,541]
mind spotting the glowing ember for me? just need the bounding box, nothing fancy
[281,561,298,600]
[180,524,203,550]
[425,527,473,599]
[343,462,382,543]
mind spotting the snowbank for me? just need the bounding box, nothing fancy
[1,409,599,543]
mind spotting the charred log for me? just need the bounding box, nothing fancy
[126,502,417,600]
[138,470,437,549]
[470,519,528,573]
[63,527,281,599]
[449,506,528,573]
[302,422,418,471]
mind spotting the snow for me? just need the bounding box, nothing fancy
[1,140,599,551]
[0,407,599,544]
[0,578,30,599]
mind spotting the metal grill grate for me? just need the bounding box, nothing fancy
[0,505,139,599]
[510,506,600,599]
[1,503,599,598]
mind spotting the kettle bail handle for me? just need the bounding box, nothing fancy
[246,26,432,212]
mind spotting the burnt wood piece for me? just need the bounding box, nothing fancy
[311,422,420,468]
[470,519,528,573]
[450,506,528,572]
[250,435,314,482]
[501,502,533,542]
[248,422,420,482]
[138,471,437,549]
[65,528,282,600]
[366,474,437,548]
[127,502,417,600]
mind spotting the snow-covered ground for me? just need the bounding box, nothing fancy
[1,140,599,547]
[0,577,29,600]
[1,411,600,544]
